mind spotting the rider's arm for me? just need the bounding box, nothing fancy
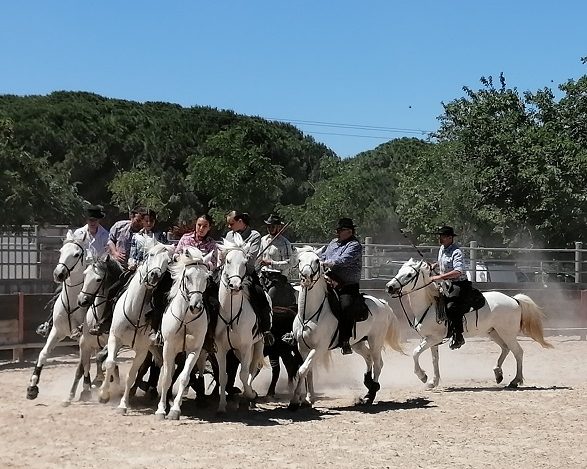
[329,240,362,267]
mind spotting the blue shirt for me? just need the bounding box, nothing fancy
[321,237,362,285]
[437,243,468,281]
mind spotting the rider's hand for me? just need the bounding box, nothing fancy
[429,275,442,282]
[259,259,272,267]
[321,260,334,268]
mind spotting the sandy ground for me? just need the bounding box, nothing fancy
[0,335,586,469]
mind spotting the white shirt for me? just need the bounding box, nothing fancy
[259,233,295,280]
[73,224,109,259]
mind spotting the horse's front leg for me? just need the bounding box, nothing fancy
[289,348,316,410]
[156,340,176,420]
[238,346,256,401]
[428,344,441,388]
[413,338,432,385]
[216,347,228,414]
[27,325,66,400]
[117,340,150,414]
[64,338,92,406]
[168,348,201,420]
[99,333,121,403]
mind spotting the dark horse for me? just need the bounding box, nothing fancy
[260,271,303,397]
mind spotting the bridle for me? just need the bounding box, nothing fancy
[298,256,322,290]
[57,241,87,285]
[388,261,434,298]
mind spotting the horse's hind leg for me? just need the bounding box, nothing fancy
[488,329,510,384]
[499,333,524,388]
[353,341,379,404]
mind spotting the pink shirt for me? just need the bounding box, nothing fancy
[175,232,218,268]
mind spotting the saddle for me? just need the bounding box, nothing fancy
[326,286,370,323]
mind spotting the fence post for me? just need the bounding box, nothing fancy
[364,236,373,280]
[469,240,478,282]
[14,292,25,362]
[575,242,583,284]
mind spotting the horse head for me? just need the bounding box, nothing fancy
[53,230,91,283]
[140,239,172,288]
[386,258,431,296]
[78,254,123,307]
[295,246,323,289]
[170,246,213,312]
[218,233,250,292]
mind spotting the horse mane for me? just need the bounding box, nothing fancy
[296,245,316,253]
[221,233,247,251]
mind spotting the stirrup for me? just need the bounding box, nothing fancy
[263,331,275,346]
[281,332,295,346]
[449,334,465,350]
[36,322,50,338]
[340,340,352,355]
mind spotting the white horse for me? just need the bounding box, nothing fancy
[290,247,403,409]
[385,258,553,388]
[155,247,213,420]
[27,230,92,400]
[99,239,171,413]
[61,254,124,406]
[215,234,265,414]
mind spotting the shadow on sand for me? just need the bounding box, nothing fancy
[443,385,572,393]
[335,397,436,414]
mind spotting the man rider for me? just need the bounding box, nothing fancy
[320,217,363,355]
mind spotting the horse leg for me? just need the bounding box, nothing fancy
[169,348,201,420]
[499,334,524,388]
[267,351,280,397]
[238,347,256,401]
[117,342,150,414]
[353,341,379,404]
[93,344,107,387]
[413,338,433,386]
[428,344,441,389]
[131,352,152,397]
[27,326,65,400]
[216,348,228,414]
[290,348,316,410]
[156,341,176,420]
[488,329,510,384]
[99,334,122,404]
[65,339,92,405]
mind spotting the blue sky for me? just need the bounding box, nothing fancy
[2,1,585,157]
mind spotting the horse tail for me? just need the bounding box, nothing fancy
[383,303,405,354]
[514,293,554,349]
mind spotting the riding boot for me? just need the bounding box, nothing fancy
[226,351,241,395]
[449,312,465,350]
[203,291,219,354]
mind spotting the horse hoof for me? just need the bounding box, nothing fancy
[288,402,300,412]
[300,399,312,409]
[359,396,375,405]
[168,410,180,420]
[494,369,504,384]
[80,390,92,402]
[419,374,428,384]
[26,386,39,400]
[155,413,166,421]
[91,380,103,389]
[116,407,127,415]
[98,395,110,404]
[507,382,519,389]
[61,400,71,407]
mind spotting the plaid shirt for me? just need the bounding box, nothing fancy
[175,232,218,268]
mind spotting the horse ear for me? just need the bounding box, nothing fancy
[66,229,74,241]
[203,250,214,267]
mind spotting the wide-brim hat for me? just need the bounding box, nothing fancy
[264,214,284,225]
[434,225,457,236]
[86,205,105,219]
[336,217,356,230]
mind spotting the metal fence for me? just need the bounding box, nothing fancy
[0,226,40,280]
[294,238,587,285]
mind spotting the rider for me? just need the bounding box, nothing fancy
[224,211,275,346]
[258,213,297,395]
[320,217,363,355]
[429,225,472,350]
[174,214,219,353]
[36,204,109,338]
[128,209,168,270]
[88,207,146,336]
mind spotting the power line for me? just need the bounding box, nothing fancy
[267,117,434,135]
[305,130,402,139]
